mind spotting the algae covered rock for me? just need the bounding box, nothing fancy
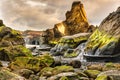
[39,65,74,77]
[19,69,34,79]
[95,75,112,80]
[47,72,81,80]
[9,54,54,72]
[0,20,31,61]
[0,45,32,61]
[0,26,25,46]
[97,70,120,80]
[84,7,120,61]
[0,68,25,80]
[84,70,101,79]
[51,33,90,56]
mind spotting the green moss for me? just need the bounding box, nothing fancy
[84,70,101,79]
[64,52,78,58]
[9,54,54,72]
[40,65,74,77]
[0,26,4,32]
[96,75,108,80]
[85,29,118,53]
[0,45,32,61]
[105,62,114,68]
[60,76,69,80]
[102,62,118,71]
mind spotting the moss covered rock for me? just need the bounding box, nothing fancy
[40,65,74,77]
[87,64,103,71]
[47,72,81,80]
[51,33,90,56]
[0,45,32,61]
[96,75,112,80]
[9,54,54,72]
[84,70,101,79]
[84,7,120,57]
[19,69,34,79]
[0,68,25,80]
[0,26,24,46]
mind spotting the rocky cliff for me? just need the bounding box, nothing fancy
[0,20,32,61]
[45,1,95,43]
[84,7,120,56]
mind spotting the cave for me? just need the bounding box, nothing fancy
[31,40,39,45]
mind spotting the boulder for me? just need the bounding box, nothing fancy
[9,54,54,72]
[0,45,32,61]
[84,6,120,61]
[47,72,87,80]
[0,26,25,46]
[95,75,113,80]
[39,65,74,77]
[51,33,90,56]
[0,20,31,61]
[97,70,120,80]
[19,69,34,79]
[0,68,25,80]
[84,70,101,79]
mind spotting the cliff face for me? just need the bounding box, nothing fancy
[64,1,89,35]
[85,7,120,55]
[46,1,95,42]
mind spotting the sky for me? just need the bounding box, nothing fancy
[0,0,119,31]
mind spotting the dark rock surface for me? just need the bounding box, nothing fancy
[0,20,32,61]
[84,6,120,60]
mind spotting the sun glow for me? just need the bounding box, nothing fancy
[57,23,65,35]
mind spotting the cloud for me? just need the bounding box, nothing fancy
[0,0,119,31]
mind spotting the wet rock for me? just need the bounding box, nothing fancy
[9,54,54,72]
[0,26,25,46]
[47,72,81,80]
[69,60,81,68]
[0,45,32,61]
[96,75,113,80]
[87,64,103,71]
[0,20,31,61]
[84,7,120,60]
[97,70,120,80]
[29,74,39,80]
[51,33,90,56]
[0,20,3,26]
[0,61,3,67]
[0,68,25,80]
[39,65,74,77]
[19,69,34,79]
[84,70,101,79]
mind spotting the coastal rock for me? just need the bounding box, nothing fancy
[39,65,74,77]
[0,20,32,61]
[45,1,95,44]
[47,72,81,80]
[19,69,34,79]
[84,7,120,60]
[0,45,32,61]
[97,70,120,80]
[84,70,101,79]
[9,54,54,72]
[51,33,90,56]
[0,68,25,80]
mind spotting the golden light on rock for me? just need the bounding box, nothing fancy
[57,23,65,35]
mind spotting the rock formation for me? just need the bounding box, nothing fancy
[45,1,95,43]
[0,20,32,61]
[84,7,120,56]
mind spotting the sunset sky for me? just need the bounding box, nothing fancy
[0,0,119,31]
